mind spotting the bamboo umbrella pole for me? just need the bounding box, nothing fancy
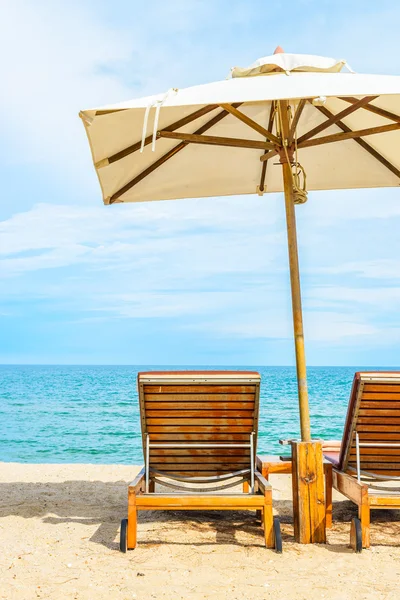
[278,99,311,442]
[277,96,326,543]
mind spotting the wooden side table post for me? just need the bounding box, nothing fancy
[291,440,326,543]
[256,449,332,542]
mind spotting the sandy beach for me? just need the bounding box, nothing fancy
[1,463,400,600]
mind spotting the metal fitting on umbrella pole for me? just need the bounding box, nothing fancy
[277,142,295,164]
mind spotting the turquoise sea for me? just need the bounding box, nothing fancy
[0,365,397,464]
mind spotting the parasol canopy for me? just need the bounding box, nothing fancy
[80,51,400,206]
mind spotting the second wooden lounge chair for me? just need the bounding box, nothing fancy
[324,371,400,551]
[120,371,282,552]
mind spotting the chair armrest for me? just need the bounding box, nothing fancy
[255,470,272,495]
[128,467,146,493]
[332,469,368,505]
[256,455,292,477]
[322,440,342,451]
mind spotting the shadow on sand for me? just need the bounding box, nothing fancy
[1,479,400,552]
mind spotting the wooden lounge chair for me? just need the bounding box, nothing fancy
[324,372,400,551]
[120,371,282,552]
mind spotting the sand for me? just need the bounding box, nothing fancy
[1,463,400,600]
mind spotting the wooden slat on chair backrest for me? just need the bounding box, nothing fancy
[137,371,260,477]
[340,372,400,476]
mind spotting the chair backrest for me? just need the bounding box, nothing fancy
[137,371,260,478]
[340,372,400,477]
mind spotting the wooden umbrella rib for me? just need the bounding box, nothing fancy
[338,97,400,124]
[97,104,219,168]
[314,104,400,179]
[110,143,186,202]
[259,101,277,192]
[193,103,241,133]
[297,95,379,144]
[288,99,306,145]
[259,149,278,163]
[95,109,129,116]
[109,104,241,203]
[219,103,280,145]
[158,130,275,150]
[298,121,400,149]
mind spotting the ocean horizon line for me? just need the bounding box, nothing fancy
[1,363,400,368]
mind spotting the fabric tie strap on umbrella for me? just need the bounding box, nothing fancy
[140,87,179,153]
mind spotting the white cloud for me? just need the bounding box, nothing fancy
[0,198,282,278]
[298,189,400,230]
[95,290,254,319]
[2,0,400,363]
[0,0,135,180]
[309,285,400,309]
[2,199,400,350]
[312,259,400,280]
[0,0,267,181]
[305,312,378,342]
[199,308,379,343]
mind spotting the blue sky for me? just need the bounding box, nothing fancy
[1,0,400,365]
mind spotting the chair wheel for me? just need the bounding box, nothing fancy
[273,517,283,553]
[350,517,362,553]
[120,518,128,553]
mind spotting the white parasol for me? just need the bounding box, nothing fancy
[80,48,400,442]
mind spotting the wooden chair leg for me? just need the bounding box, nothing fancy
[258,470,268,524]
[149,479,155,493]
[127,490,137,549]
[263,501,274,548]
[261,466,270,481]
[324,463,333,529]
[243,481,249,493]
[358,502,370,548]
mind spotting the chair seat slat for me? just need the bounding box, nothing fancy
[144,384,256,394]
[145,393,255,402]
[146,401,255,410]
